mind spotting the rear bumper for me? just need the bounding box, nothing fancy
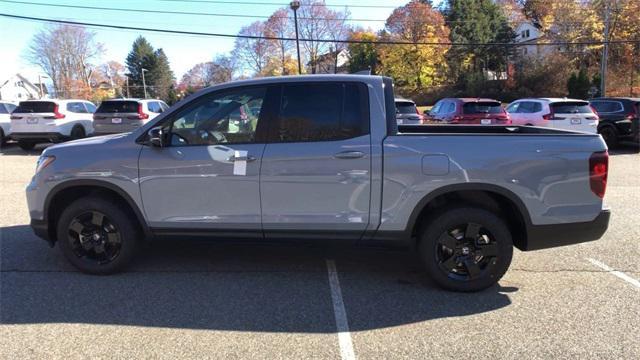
[523,209,610,251]
[11,132,66,142]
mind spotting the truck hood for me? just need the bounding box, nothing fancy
[45,133,130,151]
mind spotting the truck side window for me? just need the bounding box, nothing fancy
[274,82,368,142]
[167,86,266,146]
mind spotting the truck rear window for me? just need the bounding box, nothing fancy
[97,101,139,113]
[463,102,503,114]
[14,101,55,113]
[396,102,417,114]
[551,102,593,114]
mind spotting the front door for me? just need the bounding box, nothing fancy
[138,85,274,236]
[260,82,372,240]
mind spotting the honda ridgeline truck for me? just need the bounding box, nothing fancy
[27,75,610,292]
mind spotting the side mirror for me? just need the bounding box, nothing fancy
[148,126,164,147]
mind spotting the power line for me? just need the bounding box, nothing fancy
[2,13,638,47]
[151,0,400,9]
[0,0,610,26]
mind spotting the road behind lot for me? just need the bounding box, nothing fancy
[1,143,638,359]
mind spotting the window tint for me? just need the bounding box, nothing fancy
[168,86,266,146]
[517,101,542,113]
[5,103,16,113]
[506,102,519,113]
[446,102,455,113]
[430,101,442,114]
[148,102,162,113]
[275,82,368,142]
[14,101,56,113]
[67,102,87,113]
[590,101,622,113]
[551,102,593,114]
[463,101,503,114]
[97,101,139,113]
[396,101,417,114]
[0,104,7,114]
[85,103,96,113]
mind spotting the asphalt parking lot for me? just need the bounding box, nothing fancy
[1,143,638,359]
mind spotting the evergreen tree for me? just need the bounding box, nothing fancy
[445,0,515,88]
[125,36,155,98]
[567,68,590,99]
[148,48,176,101]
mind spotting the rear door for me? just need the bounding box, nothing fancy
[94,101,142,134]
[549,101,598,133]
[260,81,371,240]
[10,101,58,133]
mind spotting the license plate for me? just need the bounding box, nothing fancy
[570,118,582,124]
[481,119,492,125]
[111,118,122,124]
[27,118,39,124]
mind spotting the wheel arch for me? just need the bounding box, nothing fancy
[407,183,532,250]
[44,180,151,243]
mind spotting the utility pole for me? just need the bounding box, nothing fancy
[290,1,302,75]
[141,68,148,99]
[600,0,612,97]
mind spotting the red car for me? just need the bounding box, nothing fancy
[426,98,511,125]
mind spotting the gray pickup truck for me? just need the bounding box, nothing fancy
[27,75,610,291]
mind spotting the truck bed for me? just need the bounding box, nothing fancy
[397,124,598,136]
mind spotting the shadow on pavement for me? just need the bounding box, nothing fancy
[0,142,50,156]
[1,224,513,332]
[609,143,639,155]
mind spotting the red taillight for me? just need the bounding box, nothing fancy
[590,105,599,116]
[589,151,608,198]
[138,104,149,120]
[53,104,65,119]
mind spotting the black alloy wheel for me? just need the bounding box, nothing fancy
[435,222,498,281]
[67,210,122,265]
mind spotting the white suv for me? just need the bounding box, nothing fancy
[10,99,97,150]
[0,101,18,147]
[506,98,598,133]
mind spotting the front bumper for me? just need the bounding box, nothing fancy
[11,132,67,142]
[31,219,54,247]
[523,209,611,251]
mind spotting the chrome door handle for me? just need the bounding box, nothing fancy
[227,155,257,162]
[334,151,365,159]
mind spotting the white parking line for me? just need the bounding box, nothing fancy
[326,259,356,360]
[587,258,640,289]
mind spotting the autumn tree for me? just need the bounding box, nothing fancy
[265,8,296,75]
[378,0,450,90]
[180,55,236,90]
[233,21,272,76]
[347,31,379,74]
[298,1,351,74]
[28,24,103,98]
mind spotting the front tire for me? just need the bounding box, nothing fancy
[418,207,513,292]
[56,196,140,274]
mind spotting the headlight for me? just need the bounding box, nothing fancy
[35,155,56,174]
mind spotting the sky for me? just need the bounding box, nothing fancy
[0,0,430,85]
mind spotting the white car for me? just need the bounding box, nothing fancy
[10,99,97,150]
[506,98,598,133]
[0,101,17,147]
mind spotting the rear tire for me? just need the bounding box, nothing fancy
[17,141,36,151]
[418,207,513,292]
[56,196,140,274]
[70,126,86,141]
[599,126,619,148]
[0,128,5,147]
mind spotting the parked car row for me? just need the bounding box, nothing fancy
[0,98,168,150]
[396,96,639,147]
